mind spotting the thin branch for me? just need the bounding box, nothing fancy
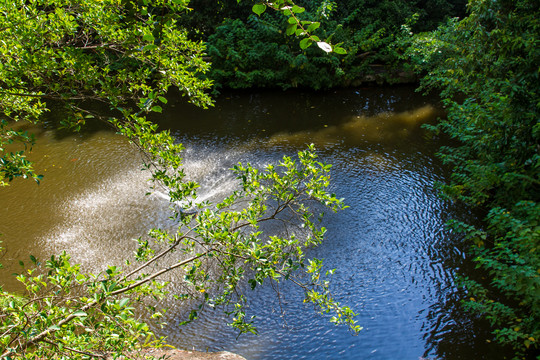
[121,229,198,281]
[228,193,298,233]
[41,339,107,359]
[270,280,289,329]
[110,250,213,296]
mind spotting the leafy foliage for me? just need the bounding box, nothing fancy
[197,0,466,89]
[206,17,343,90]
[407,0,540,357]
[0,1,360,358]
[0,120,42,186]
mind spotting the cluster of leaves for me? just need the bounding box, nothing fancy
[0,0,214,185]
[1,254,161,359]
[0,1,361,358]
[406,0,539,357]
[0,120,42,186]
[192,0,467,89]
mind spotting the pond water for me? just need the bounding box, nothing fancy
[0,86,510,359]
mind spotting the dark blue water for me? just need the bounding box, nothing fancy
[151,88,506,359]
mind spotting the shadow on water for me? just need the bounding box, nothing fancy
[0,86,513,359]
[7,99,117,143]
[157,86,444,143]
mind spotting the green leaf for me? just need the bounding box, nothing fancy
[300,38,312,50]
[143,44,158,52]
[307,22,320,32]
[119,298,130,307]
[333,46,347,55]
[157,96,168,104]
[248,279,257,290]
[292,5,305,13]
[252,4,266,16]
[286,23,297,36]
[151,105,163,113]
[142,34,154,42]
[287,17,296,25]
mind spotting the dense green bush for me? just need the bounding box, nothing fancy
[189,0,467,89]
[206,16,344,90]
[407,0,539,357]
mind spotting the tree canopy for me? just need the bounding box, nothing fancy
[0,0,213,186]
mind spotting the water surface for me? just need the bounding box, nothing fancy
[0,87,508,359]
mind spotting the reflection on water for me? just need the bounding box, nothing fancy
[265,105,438,147]
[0,87,510,359]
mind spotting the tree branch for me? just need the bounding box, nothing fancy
[1,250,213,358]
[41,339,107,359]
[121,230,198,281]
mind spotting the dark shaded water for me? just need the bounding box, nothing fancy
[0,87,509,359]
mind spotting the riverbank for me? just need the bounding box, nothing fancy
[114,349,246,360]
